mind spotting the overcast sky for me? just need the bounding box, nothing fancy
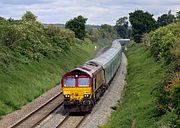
[0,0,179,25]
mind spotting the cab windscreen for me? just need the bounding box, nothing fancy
[64,78,75,87]
[78,78,90,87]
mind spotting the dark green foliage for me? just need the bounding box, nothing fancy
[157,11,176,27]
[0,12,78,70]
[144,22,180,65]
[86,24,117,43]
[129,10,157,43]
[22,11,37,22]
[86,28,100,43]
[45,25,75,39]
[49,36,70,53]
[65,15,87,40]
[171,85,180,127]
[99,24,117,39]
[154,74,173,115]
[0,17,6,23]
[154,72,180,127]
[176,11,180,21]
[115,17,130,38]
[142,21,180,127]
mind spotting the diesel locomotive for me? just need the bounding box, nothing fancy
[61,39,123,112]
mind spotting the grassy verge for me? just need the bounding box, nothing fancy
[0,42,96,116]
[0,38,113,117]
[103,43,167,128]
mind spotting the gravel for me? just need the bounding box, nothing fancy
[0,86,61,128]
[79,53,127,128]
[36,106,67,128]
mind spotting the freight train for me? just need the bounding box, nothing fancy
[61,39,125,112]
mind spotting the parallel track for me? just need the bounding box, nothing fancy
[56,114,87,128]
[10,92,63,128]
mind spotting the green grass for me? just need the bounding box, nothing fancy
[0,38,113,117]
[0,42,96,116]
[103,43,167,128]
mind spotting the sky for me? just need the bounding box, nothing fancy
[0,0,179,25]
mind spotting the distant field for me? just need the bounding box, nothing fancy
[103,43,167,128]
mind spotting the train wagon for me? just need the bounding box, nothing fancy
[88,40,122,84]
[61,39,123,112]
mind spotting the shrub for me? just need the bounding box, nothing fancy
[0,14,78,71]
[142,22,180,127]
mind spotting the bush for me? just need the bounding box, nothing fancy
[142,22,180,127]
[154,72,180,127]
[145,22,180,63]
[0,15,78,71]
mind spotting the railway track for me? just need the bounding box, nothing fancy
[9,92,63,128]
[56,114,87,128]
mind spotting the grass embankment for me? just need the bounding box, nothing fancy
[104,43,167,128]
[0,12,117,117]
[0,38,113,117]
[0,42,96,117]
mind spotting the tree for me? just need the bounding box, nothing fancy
[65,15,87,40]
[176,11,180,21]
[129,10,157,43]
[0,17,6,24]
[99,24,117,39]
[22,11,37,22]
[87,28,100,43]
[157,10,175,27]
[115,17,128,38]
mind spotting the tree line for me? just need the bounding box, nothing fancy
[115,10,180,42]
[127,10,180,127]
[0,11,118,71]
[65,16,117,43]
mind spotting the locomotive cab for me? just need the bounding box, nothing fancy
[61,69,93,112]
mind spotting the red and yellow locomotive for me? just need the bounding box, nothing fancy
[61,40,122,112]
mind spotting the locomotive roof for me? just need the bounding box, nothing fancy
[77,61,102,75]
[88,40,121,68]
[62,62,102,78]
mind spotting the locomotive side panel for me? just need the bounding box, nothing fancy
[93,68,105,91]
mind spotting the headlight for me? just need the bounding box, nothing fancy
[84,94,90,98]
[64,94,70,98]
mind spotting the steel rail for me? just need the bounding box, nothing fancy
[75,115,87,128]
[10,92,63,128]
[55,115,70,128]
[56,114,87,128]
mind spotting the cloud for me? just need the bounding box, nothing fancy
[0,0,52,5]
[0,0,179,25]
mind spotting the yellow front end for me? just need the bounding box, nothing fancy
[63,87,92,103]
[63,87,93,112]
